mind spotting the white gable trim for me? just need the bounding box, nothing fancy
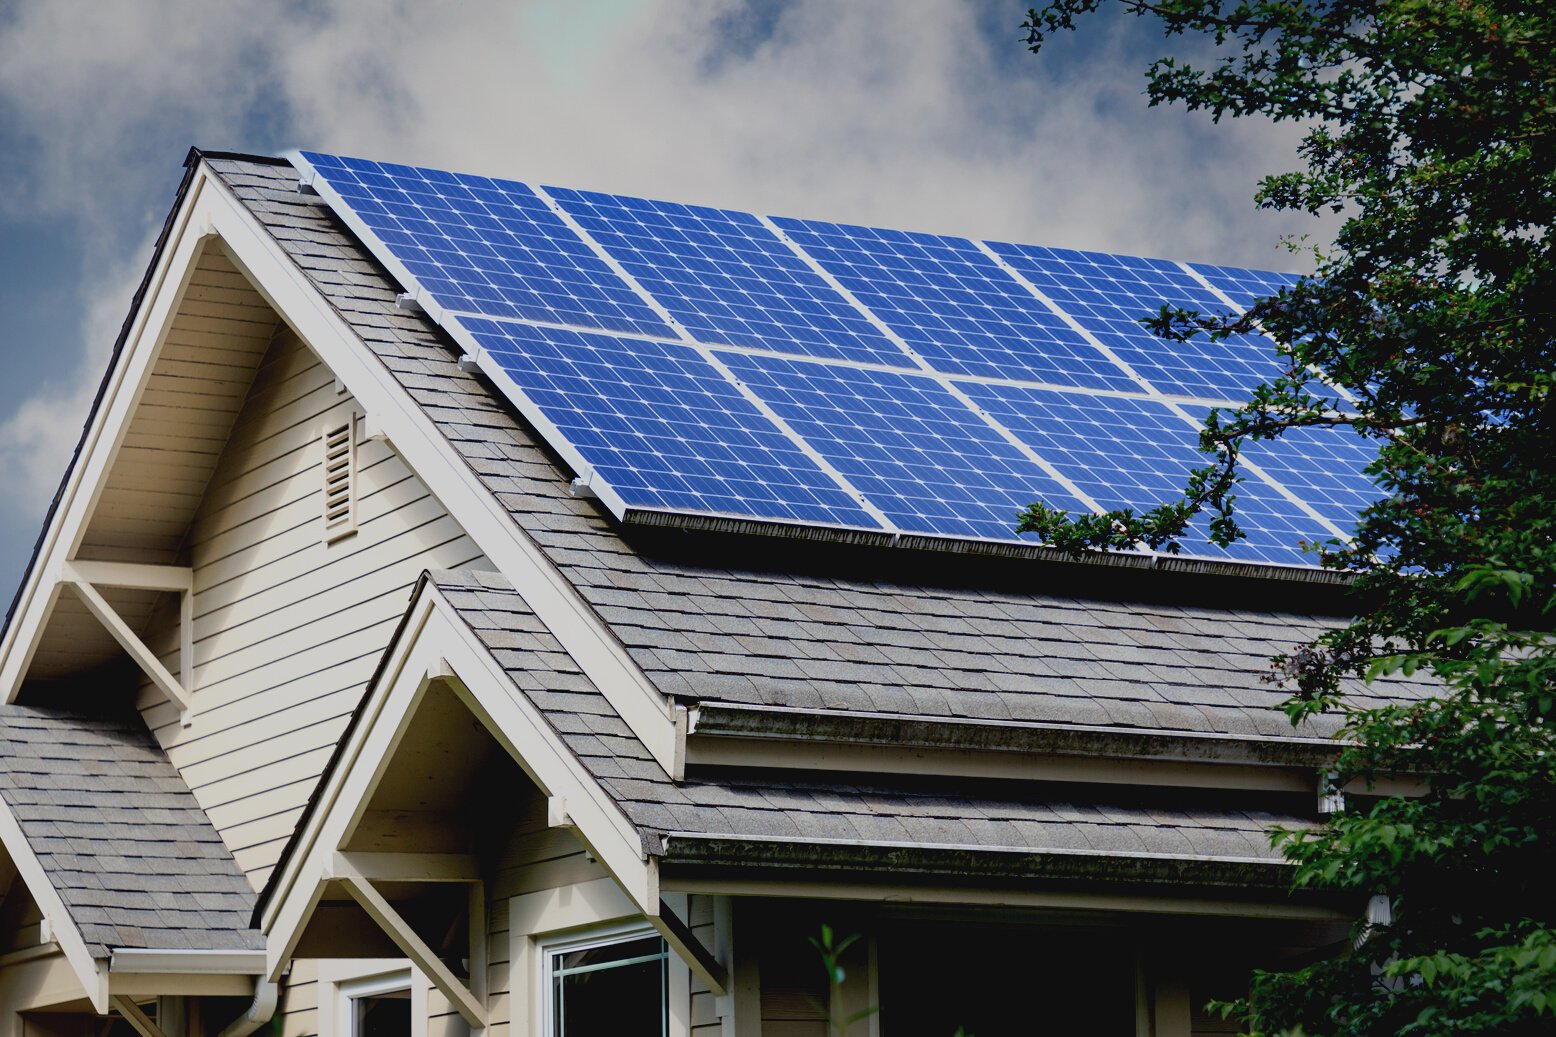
[1,160,677,775]
[0,795,106,1011]
[198,166,678,772]
[0,172,215,703]
[261,580,652,980]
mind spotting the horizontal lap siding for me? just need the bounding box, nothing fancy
[484,788,611,1037]
[139,328,488,889]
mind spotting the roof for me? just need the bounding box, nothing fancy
[206,155,1426,744]
[0,704,261,955]
[431,568,1314,887]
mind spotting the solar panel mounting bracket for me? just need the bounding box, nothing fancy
[395,291,424,314]
[569,475,599,500]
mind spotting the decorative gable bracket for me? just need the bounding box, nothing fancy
[58,560,195,725]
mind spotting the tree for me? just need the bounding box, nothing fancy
[1018,2,1556,1033]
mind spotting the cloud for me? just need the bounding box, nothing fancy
[0,0,1327,591]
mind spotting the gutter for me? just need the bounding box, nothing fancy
[686,701,1345,768]
[657,832,1298,891]
[109,947,277,1037]
[109,948,268,975]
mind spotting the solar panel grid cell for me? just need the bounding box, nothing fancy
[719,352,1092,541]
[988,241,1286,400]
[460,318,882,528]
[774,217,1144,392]
[1191,263,1300,310]
[959,382,1333,565]
[1237,424,1381,539]
[300,153,674,336]
[545,187,915,368]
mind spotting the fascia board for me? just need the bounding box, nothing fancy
[0,795,107,1010]
[260,587,651,979]
[196,167,677,774]
[0,174,214,704]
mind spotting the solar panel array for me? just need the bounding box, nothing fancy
[297,151,1377,568]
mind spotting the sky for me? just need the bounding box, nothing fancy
[0,0,1327,604]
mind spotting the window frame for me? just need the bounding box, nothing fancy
[320,962,429,1037]
[537,922,683,1037]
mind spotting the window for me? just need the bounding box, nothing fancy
[543,929,669,1037]
[322,414,357,542]
[333,970,418,1037]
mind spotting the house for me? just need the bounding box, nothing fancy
[0,148,1413,1037]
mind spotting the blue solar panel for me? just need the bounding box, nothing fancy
[459,318,883,527]
[546,188,913,368]
[1238,424,1380,539]
[298,150,1379,569]
[717,352,1091,540]
[1190,262,1300,311]
[986,242,1285,401]
[298,153,673,336]
[959,383,1336,565]
[773,219,1141,392]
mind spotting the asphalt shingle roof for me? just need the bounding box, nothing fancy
[431,569,1314,871]
[0,705,262,955]
[208,155,1427,743]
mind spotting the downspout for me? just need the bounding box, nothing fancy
[216,979,279,1037]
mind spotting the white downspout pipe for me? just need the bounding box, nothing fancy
[216,979,279,1037]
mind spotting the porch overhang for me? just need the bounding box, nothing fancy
[255,577,724,1002]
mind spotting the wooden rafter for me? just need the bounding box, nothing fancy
[330,853,486,1029]
[59,561,193,720]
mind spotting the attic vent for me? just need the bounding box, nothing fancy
[322,415,358,542]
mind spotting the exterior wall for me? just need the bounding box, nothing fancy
[135,327,488,888]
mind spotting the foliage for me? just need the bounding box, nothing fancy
[808,925,881,1037]
[1019,1,1556,1034]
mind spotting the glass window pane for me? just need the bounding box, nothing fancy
[551,935,668,1037]
[354,991,411,1037]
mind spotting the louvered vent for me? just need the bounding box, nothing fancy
[322,415,357,542]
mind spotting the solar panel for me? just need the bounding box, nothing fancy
[1236,423,1380,539]
[546,188,913,368]
[960,383,1335,564]
[772,218,1141,392]
[717,352,1091,541]
[460,318,883,527]
[1190,262,1300,311]
[986,242,1286,400]
[294,150,1380,570]
[298,152,674,336]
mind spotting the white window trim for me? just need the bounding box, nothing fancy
[319,960,430,1037]
[533,921,689,1037]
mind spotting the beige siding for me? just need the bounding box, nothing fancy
[137,328,488,888]
[687,896,720,1037]
[275,960,321,1037]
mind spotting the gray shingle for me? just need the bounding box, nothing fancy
[0,705,262,956]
